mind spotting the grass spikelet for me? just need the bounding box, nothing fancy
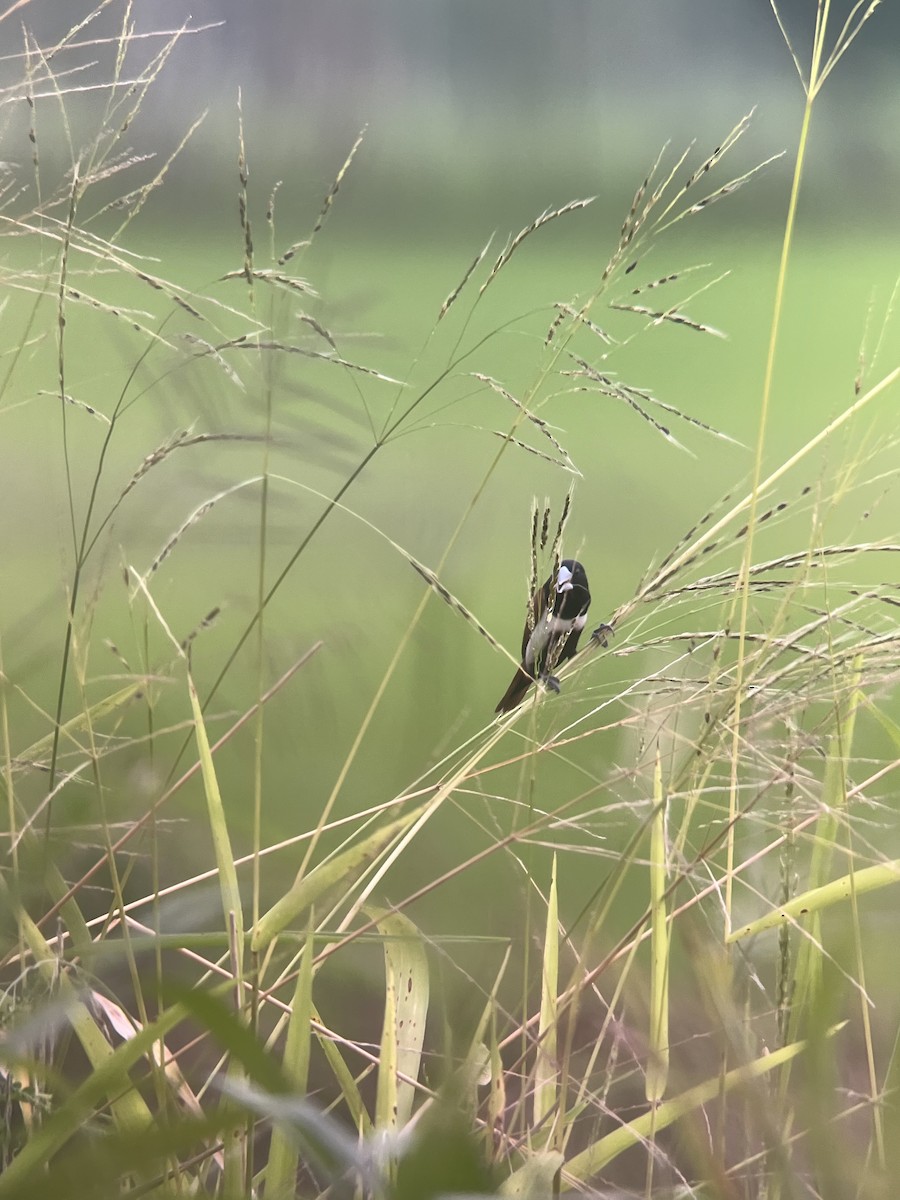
[106,110,209,235]
[80,152,157,190]
[564,356,741,449]
[219,336,406,384]
[180,606,222,654]
[274,236,312,267]
[488,431,580,473]
[628,266,711,294]
[609,301,728,339]
[546,302,615,346]
[237,89,253,287]
[548,490,572,572]
[64,286,153,325]
[529,499,543,601]
[219,269,318,297]
[179,333,247,389]
[598,142,689,286]
[563,359,688,451]
[407,558,507,660]
[309,125,367,241]
[132,269,202,318]
[138,476,262,586]
[612,143,669,264]
[512,495,576,642]
[8,220,204,322]
[658,152,786,233]
[117,429,262,510]
[597,115,770,289]
[276,238,311,266]
[7,273,175,346]
[39,390,111,424]
[472,372,577,473]
[9,214,207,323]
[613,265,732,339]
[297,312,338,350]
[479,198,594,296]
[521,499,550,646]
[681,109,755,193]
[539,502,551,552]
[654,487,738,576]
[439,233,494,321]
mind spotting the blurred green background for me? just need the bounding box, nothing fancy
[1,0,899,949]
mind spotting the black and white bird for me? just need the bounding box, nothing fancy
[495,559,595,714]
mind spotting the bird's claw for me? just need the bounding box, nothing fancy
[539,673,561,695]
[591,622,614,648]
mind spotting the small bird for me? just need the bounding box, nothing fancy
[495,559,594,714]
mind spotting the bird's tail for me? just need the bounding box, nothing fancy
[494,665,534,714]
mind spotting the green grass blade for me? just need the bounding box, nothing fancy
[784,662,862,1044]
[186,668,246,1194]
[565,1033,825,1182]
[187,669,244,964]
[502,1150,564,1196]
[311,1003,372,1134]
[251,805,428,952]
[729,858,900,943]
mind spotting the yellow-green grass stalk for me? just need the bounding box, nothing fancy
[563,1029,837,1184]
[782,659,863,1050]
[310,1002,373,1136]
[264,917,315,1199]
[532,853,559,1140]
[646,749,670,1105]
[725,0,883,928]
[186,668,248,1195]
[728,857,900,946]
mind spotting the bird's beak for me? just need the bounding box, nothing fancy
[556,564,573,592]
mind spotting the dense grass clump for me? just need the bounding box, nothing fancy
[1,4,899,1198]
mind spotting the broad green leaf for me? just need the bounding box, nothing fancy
[369,906,430,1131]
[565,1034,821,1182]
[728,858,900,943]
[502,1150,564,1196]
[252,805,427,952]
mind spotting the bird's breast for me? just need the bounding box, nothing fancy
[523,612,584,668]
